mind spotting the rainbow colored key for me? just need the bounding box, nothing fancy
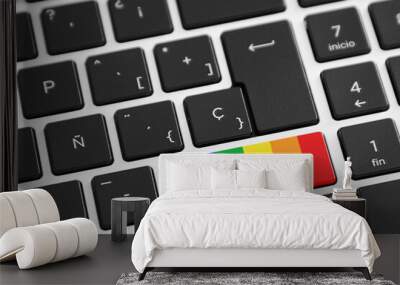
[215,132,336,189]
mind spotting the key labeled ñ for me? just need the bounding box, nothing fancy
[87,48,152,105]
[338,119,400,179]
[306,8,370,62]
[321,62,388,120]
[154,36,221,92]
[45,114,113,175]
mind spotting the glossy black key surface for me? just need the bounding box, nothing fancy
[321,62,388,120]
[338,119,400,180]
[41,1,105,55]
[358,180,400,234]
[184,88,252,147]
[369,1,400,50]
[18,61,83,119]
[115,101,184,161]
[87,48,152,106]
[18,128,42,183]
[177,0,285,29]
[16,13,37,61]
[42,181,88,220]
[109,0,172,42]
[154,36,220,92]
[299,0,343,7]
[92,167,158,230]
[387,56,400,104]
[222,21,318,135]
[45,114,113,175]
[306,8,370,62]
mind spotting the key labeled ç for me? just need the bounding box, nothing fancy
[306,8,370,62]
[184,87,252,147]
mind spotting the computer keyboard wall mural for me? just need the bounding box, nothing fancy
[16,0,400,233]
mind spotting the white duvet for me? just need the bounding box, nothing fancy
[131,190,380,273]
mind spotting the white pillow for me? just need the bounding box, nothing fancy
[237,159,309,191]
[167,163,211,191]
[236,169,267,189]
[211,168,236,190]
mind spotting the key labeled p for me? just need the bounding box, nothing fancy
[43,80,56,94]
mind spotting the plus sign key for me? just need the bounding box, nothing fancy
[338,119,400,179]
[154,36,221,92]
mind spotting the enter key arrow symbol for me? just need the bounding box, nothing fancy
[354,99,367,108]
[248,40,276,52]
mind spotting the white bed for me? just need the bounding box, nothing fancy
[131,154,380,280]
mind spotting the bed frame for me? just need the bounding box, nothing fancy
[138,154,372,281]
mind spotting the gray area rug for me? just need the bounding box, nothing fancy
[116,272,396,285]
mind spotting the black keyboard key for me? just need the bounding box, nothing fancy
[358,180,400,234]
[41,1,106,55]
[338,119,400,180]
[18,128,42,183]
[45,114,113,175]
[321,62,388,120]
[87,48,152,106]
[306,8,370,62]
[92,166,157,230]
[154,36,220,92]
[177,0,285,29]
[299,0,343,7]
[222,21,318,135]
[18,61,83,119]
[115,101,184,161]
[184,88,252,147]
[387,56,400,105]
[16,13,38,61]
[109,0,172,42]
[42,181,88,220]
[369,1,400,50]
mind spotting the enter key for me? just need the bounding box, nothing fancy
[222,21,318,135]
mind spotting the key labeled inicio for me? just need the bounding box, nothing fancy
[306,8,370,62]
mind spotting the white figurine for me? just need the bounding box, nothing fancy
[342,157,353,190]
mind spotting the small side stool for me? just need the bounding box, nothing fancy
[111,197,150,242]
